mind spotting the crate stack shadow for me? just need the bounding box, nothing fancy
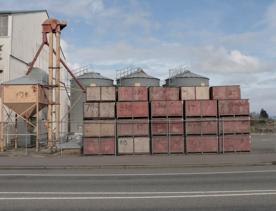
[182,86,219,153]
[83,86,116,155]
[210,86,251,153]
[116,87,150,155]
[149,87,185,154]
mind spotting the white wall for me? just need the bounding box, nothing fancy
[0,37,11,83]
[0,14,12,83]
[11,12,49,73]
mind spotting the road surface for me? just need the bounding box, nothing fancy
[0,165,275,210]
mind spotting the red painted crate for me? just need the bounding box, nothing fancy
[186,118,218,135]
[170,136,185,153]
[151,101,183,117]
[116,102,149,118]
[118,87,148,101]
[117,119,149,136]
[186,136,218,153]
[210,85,241,100]
[219,134,251,152]
[218,99,249,116]
[185,100,217,117]
[219,117,250,134]
[152,136,184,154]
[83,137,115,155]
[149,87,179,101]
[151,118,184,135]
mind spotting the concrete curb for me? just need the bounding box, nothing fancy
[0,161,274,170]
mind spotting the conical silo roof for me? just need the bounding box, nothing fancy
[117,68,160,86]
[170,70,209,80]
[75,72,112,80]
[120,68,159,80]
[3,67,48,85]
[165,70,209,87]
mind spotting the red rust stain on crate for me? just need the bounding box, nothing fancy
[219,117,250,134]
[219,134,251,152]
[83,138,115,155]
[118,87,148,101]
[218,99,249,116]
[170,136,184,153]
[152,136,184,153]
[210,86,241,100]
[152,136,168,153]
[83,139,99,154]
[149,87,179,101]
[185,100,217,117]
[151,101,183,117]
[186,136,218,153]
[186,118,218,135]
[151,118,184,135]
[117,119,149,136]
[117,102,149,118]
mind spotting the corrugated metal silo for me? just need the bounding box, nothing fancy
[70,72,113,134]
[117,68,160,87]
[165,70,209,87]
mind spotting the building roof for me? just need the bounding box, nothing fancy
[75,72,112,81]
[119,68,159,80]
[169,70,209,80]
[3,67,48,85]
[0,10,48,17]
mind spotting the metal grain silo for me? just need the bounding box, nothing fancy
[70,72,113,134]
[117,68,160,87]
[165,70,209,87]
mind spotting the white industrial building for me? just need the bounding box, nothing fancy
[0,10,69,146]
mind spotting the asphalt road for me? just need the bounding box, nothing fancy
[0,166,276,210]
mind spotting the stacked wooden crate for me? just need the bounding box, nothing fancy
[82,84,251,156]
[149,87,184,154]
[210,85,251,152]
[83,87,116,155]
[181,86,219,153]
[116,87,150,154]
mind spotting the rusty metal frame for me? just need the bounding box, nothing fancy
[0,103,38,151]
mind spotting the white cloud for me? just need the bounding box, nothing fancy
[195,47,264,74]
[68,41,272,76]
[229,50,259,66]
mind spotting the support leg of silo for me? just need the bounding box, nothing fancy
[55,31,61,146]
[47,32,53,148]
[36,90,39,152]
[0,95,3,152]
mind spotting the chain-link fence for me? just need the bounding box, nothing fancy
[1,118,275,155]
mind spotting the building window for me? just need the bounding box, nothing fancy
[0,16,8,36]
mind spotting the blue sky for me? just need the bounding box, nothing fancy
[1,0,276,115]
